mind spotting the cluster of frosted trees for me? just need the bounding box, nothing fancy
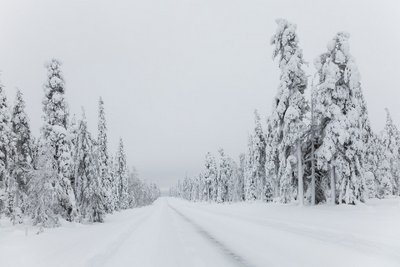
[0,59,160,229]
[171,19,400,205]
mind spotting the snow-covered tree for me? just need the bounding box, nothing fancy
[97,97,114,212]
[0,83,14,217]
[41,59,77,220]
[265,117,279,198]
[28,142,60,229]
[115,138,129,209]
[217,148,230,203]
[244,135,256,201]
[251,110,269,200]
[314,32,367,204]
[127,167,139,207]
[380,108,400,195]
[10,89,32,222]
[226,157,239,202]
[270,18,308,203]
[234,153,245,201]
[74,111,105,222]
[366,133,392,198]
[203,152,218,201]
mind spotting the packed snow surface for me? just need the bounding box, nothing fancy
[1,197,400,267]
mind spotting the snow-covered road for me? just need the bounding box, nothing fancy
[1,197,400,267]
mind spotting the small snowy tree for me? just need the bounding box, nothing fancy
[380,108,400,195]
[244,135,256,201]
[234,153,245,201]
[115,138,129,209]
[28,143,60,229]
[217,148,230,203]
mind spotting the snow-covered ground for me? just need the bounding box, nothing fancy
[1,197,400,267]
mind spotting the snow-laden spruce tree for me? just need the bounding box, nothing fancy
[380,108,400,195]
[244,135,256,201]
[41,59,77,220]
[365,133,392,198]
[217,148,230,203]
[115,138,129,209]
[251,110,269,200]
[265,117,279,198]
[226,157,239,202]
[97,97,114,212]
[203,152,218,201]
[314,32,368,204]
[234,153,245,201]
[195,173,204,201]
[10,89,33,222]
[270,19,308,203]
[74,111,105,222]
[109,155,120,208]
[28,142,60,229]
[126,167,138,207]
[0,83,14,217]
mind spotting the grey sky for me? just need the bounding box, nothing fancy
[1,0,399,192]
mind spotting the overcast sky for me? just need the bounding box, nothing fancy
[0,0,399,192]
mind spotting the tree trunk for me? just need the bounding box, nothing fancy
[330,164,336,205]
[310,95,316,205]
[297,141,304,206]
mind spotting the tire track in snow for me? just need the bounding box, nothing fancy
[181,203,400,263]
[86,208,155,267]
[169,204,257,267]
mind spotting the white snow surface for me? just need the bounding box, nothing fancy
[1,197,400,267]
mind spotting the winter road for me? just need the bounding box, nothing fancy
[1,197,400,267]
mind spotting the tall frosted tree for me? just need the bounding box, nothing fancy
[10,89,32,222]
[0,83,14,217]
[74,111,105,222]
[115,138,129,209]
[97,97,114,212]
[270,19,308,203]
[42,59,77,220]
[314,33,367,204]
[380,108,400,195]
